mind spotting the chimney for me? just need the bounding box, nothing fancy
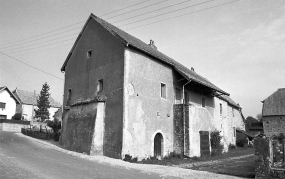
[191,67,195,72]
[148,40,157,49]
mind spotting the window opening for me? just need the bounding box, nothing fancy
[161,83,166,99]
[0,102,6,109]
[97,79,103,93]
[87,50,92,58]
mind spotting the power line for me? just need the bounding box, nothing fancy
[0,0,213,51]
[12,43,73,56]
[106,0,171,20]
[4,0,238,55]
[0,51,63,80]
[126,0,239,30]
[102,0,151,17]
[6,38,75,54]
[112,0,194,24]
[119,0,216,27]
[0,0,151,48]
[0,54,25,88]
[0,27,81,50]
[3,33,78,52]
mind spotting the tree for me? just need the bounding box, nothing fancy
[245,116,259,131]
[35,82,51,121]
[256,113,262,121]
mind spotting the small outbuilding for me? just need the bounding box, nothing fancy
[262,88,285,136]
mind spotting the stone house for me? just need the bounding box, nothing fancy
[262,88,285,136]
[60,13,245,159]
[0,86,20,119]
[12,88,61,121]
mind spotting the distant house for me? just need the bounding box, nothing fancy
[262,88,285,136]
[0,86,20,119]
[12,88,61,121]
[53,107,62,122]
[60,13,245,160]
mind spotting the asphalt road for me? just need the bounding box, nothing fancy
[0,131,165,179]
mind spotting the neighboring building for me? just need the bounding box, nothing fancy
[0,86,20,119]
[12,88,61,121]
[262,88,285,136]
[60,14,245,160]
[53,107,62,122]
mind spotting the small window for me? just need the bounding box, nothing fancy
[220,103,222,115]
[97,79,103,92]
[0,102,6,109]
[233,127,236,137]
[87,50,92,58]
[0,115,7,119]
[232,107,234,117]
[161,83,166,99]
[202,97,205,107]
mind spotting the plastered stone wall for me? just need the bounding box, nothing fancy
[2,123,27,132]
[122,48,174,160]
[188,105,215,157]
[62,18,125,159]
[263,117,285,136]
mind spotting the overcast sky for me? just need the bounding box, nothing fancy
[0,0,284,118]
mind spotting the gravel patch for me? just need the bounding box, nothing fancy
[17,133,245,179]
[175,154,254,168]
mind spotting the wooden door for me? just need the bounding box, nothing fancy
[154,133,163,158]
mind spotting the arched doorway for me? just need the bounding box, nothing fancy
[154,133,163,159]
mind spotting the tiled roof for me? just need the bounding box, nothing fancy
[219,95,240,109]
[12,89,61,108]
[262,88,285,116]
[0,86,20,104]
[53,107,62,119]
[61,13,228,95]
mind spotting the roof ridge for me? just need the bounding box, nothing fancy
[62,13,228,95]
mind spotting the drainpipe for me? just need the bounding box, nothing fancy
[182,80,191,155]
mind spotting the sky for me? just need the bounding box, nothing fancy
[0,0,284,118]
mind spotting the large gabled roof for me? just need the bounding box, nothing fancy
[262,88,285,116]
[219,94,241,109]
[61,13,228,95]
[12,89,61,108]
[0,86,20,104]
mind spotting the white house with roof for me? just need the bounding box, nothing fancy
[12,88,61,121]
[0,86,20,119]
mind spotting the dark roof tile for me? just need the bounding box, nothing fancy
[262,88,285,116]
[12,89,61,108]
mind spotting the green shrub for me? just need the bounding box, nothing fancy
[13,113,22,120]
[46,119,61,141]
[236,132,248,147]
[228,144,237,150]
[123,154,138,163]
[164,152,184,159]
[210,130,223,156]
